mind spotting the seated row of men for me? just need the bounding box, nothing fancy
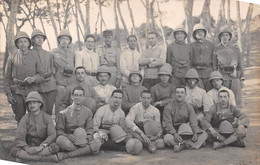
[11,82,249,162]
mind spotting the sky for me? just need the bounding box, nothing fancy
[0,0,260,52]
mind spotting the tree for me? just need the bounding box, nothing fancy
[114,0,121,49]
[200,0,213,39]
[117,0,129,36]
[46,0,58,38]
[183,0,194,43]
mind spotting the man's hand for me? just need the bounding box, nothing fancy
[30,146,44,154]
[173,133,184,143]
[209,127,219,138]
[24,77,35,84]
[141,133,151,144]
[236,125,247,139]
[7,94,16,105]
[99,131,108,141]
[24,146,37,155]
[192,133,198,142]
[68,134,76,143]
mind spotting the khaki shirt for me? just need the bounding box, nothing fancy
[16,111,56,148]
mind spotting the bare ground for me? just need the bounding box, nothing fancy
[0,48,260,165]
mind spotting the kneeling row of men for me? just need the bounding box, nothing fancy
[11,84,249,162]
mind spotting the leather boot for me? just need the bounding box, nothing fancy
[173,144,186,152]
[231,139,247,148]
[17,150,59,162]
[148,142,157,153]
[222,134,238,146]
[213,142,225,150]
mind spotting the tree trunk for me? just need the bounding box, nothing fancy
[183,0,194,44]
[98,0,103,45]
[76,0,87,36]
[156,0,166,51]
[4,0,19,75]
[227,0,231,28]
[221,0,226,22]
[85,0,90,34]
[145,0,150,37]
[56,0,62,30]
[114,0,121,49]
[214,3,224,44]
[46,0,58,37]
[236,1,244,64]
[62,0,70,29]
[150,0,156,31]
[127,0,142,53]
[200,0,212,39]
[117,0,129,36]
[72,0,81,50]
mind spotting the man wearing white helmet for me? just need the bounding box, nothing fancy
[166,25,192,87]
[52,29,75,116]
[191,24,216,91]
[31,29,57,116]
[204,71,236,112]
[4,31,44,124]
[11,91,59,162]
[215,26,244,109]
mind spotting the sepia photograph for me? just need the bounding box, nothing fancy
[0,0,259,164]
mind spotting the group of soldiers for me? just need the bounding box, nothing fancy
[3,23,249,163]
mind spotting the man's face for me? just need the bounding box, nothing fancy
[218,92,229,107]
[212,79,223,89]
[159,74,170,84]
[130,73,141,84]
[128,37,137,50]
[220,33,231,44]
[147,34,157,47]
[195,29,205,40]
[140,93,152,108]
[104,35,113,45]
[28,101,42,112]
[175,31,185,42]
[186,78,198,89]
[85,37,95,50]
[175,88,186,102]
[32,35,44,47]
[59,36,71,48]
[72,90,84,106]
[110,92,123,109]
[75,68,86,82]
[98,73,110,85]
[17,38,30,51]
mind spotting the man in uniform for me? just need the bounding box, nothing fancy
[120,35,141,88]
[93,89,130,151]
[201,90,249,150]
[204,71,236,112]
[97,30,121,88]
[10,91,59,162]
[215,26,244,109]
[56,86,101,160]
[166,25,192,87]
[60,66,98,113]
[122,69,147,115]
[4,31,44,124]
[31,29,57,116]
[52,29,75,115]
[125,90,165,153]
[75,34,100,78]
[139,31,166,89]
[163,87,207,152]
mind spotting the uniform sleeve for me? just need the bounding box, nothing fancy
[120,52,130,77]
[229,90,237,106]
[93,108,104,132]
[34,54,45,84]
[159,45,166,63]
[233,106,250,128]
[118,111,126,127]
[3,56,13,95]
[85,111,94,135]
[60,87,71,110]
[162,103,177,135]
[237,48,244,79]
[150,86,157,103]
[166,46,172,64]
[75,51,82,67]
[122,88,136,113]
[187,104,201,134]
[41,114,57,145]
[211,44,217,70]
[15,115,28,148]
[154,108,161,125]
[125,106,139,131]
[116,49,121,79]
[56,112,69,137]
[201,105,216,130]
[203,92,214,112]
[139,50,152,66]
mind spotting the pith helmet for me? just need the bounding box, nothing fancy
[218,26,232,41]
[96,65,112,81]
[14,31,31,49]
[110,125,127,143]
[219,120,235,134]
[209,71,224,82]
[158,63,172,77]
[126,138,143,155]
[173,25,187,39]
[57,29,72,44]
[178,123,193,136]
[74,127,89,146]
[25,91,43,108]
[129,69,143,83]
[185,68,199,81]
[31,29,47,40]
[193,24,207,39]
[144,120,161,137]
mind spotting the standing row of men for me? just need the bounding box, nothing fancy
[3,23,248,162]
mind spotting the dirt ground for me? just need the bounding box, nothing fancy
[0,46,260,164]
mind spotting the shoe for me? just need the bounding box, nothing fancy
[57,152,68,161]
[173,144,185,152]
[213,142,225,150]
[148,143,156,153]
[232,140,247,148]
